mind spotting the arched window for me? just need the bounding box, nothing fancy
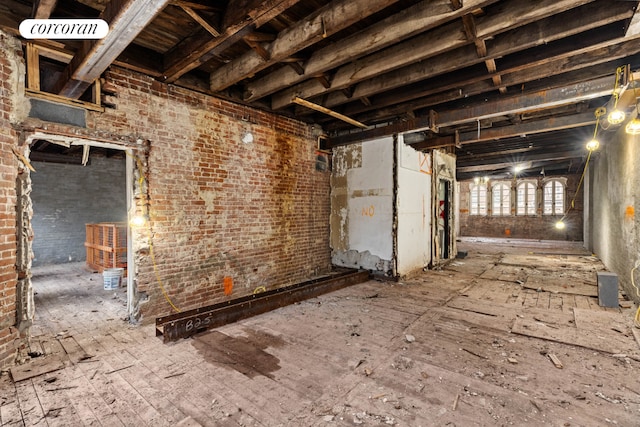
[516,182,536,216]
[470,184,487,215]
[543,180,565,215]
[492,182,511,216]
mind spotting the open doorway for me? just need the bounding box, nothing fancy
[19,132,136,341]
[437,179,452,260]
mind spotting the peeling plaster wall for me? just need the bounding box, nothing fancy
[396,137,431,276]
[589,129,640,302]
[331,138,394,275]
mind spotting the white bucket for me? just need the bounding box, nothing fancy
[103,268,124,290]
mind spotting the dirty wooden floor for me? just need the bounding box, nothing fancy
[1,238,640,426]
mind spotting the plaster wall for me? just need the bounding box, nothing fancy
[396,137,431,276]
[589,129,640,302]
[331,137,394,275]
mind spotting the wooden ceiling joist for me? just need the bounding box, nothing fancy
[32,0,58,19]
[54,0,171,99]
[162,0,302,83]
[316,1,636,119]
[407,111,597,150]
[457,150,586,173]
[329,74,616,146]
[269,0,597,110]
[178,4,220,37]
[209,0,401,93]
[245,0,499,103]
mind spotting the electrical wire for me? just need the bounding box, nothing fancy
[128,151,181,313]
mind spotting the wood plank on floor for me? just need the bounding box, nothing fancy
[511,317,639,355]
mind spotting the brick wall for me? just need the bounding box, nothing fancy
[31,157,127,266]
[68,67,331,321]
[459,175,584,241]
[0,32,25,367]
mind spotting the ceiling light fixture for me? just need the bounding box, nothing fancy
[607,66,626,125]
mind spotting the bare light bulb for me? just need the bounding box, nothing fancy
[586,139,600,151]
[626,118,640,135]
[607,109,626,125]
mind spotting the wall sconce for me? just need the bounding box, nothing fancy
[555,220,566,230]
[473,176,490,185]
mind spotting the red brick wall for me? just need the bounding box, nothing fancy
[92,68,331,320]
[459,175,584,241]
[0,33,22,367]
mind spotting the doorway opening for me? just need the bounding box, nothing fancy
[18,131,137,344]
[434,177,455,264]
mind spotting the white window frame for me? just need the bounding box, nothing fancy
[469,183,488,216]
[516,181,537,216]
[543,179,566,215]
[491,182,511,216]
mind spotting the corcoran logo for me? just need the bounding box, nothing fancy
[19,19,109,39]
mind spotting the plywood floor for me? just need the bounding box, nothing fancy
[1,238,639,426]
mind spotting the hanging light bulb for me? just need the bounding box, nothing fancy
[626,71,640,135]
[587,107,605,151]
[626,116,640,134]
[586,139,600,151]
[607,66,626,125]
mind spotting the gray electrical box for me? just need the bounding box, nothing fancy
[596,272,618,308]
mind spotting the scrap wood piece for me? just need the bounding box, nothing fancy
[547,353,563,369]
[10,357,66,382]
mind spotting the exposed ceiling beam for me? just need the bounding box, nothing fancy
[457,150,585,173]
[334,55,635,129]
[270,0,596,110]
[457,159,575,179]
[178,4,220,37]
[32,0,58,19]
[53,0,171,99]
[407,111,597,149]
[244,0,500,103]
[328,74,616,146]
[209,0,401,93]
[307,1,633,116]
[162,0,301,83]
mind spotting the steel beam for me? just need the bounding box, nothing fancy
[156,269,370,342]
